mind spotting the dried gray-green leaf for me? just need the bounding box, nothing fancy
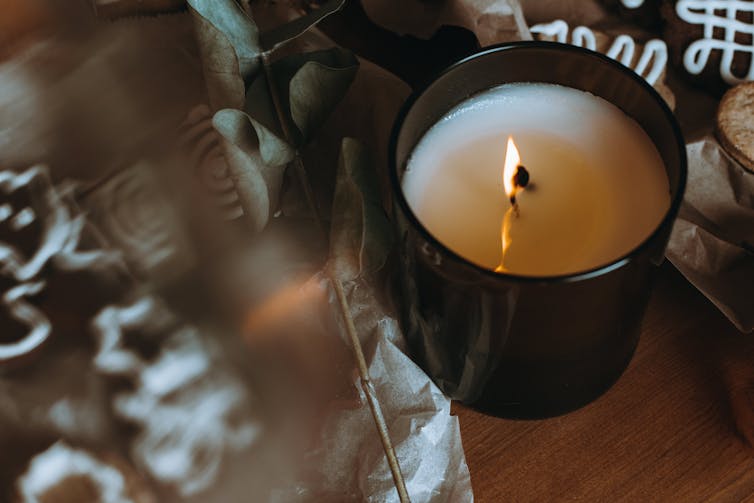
[260,0,346,52]
[244,48,358,156]
[289,61,358,143]
[213,109,290,232]
[244,70,297,165]
[329,138,393,281]
[188,0,262,109]
[279,48,358,142]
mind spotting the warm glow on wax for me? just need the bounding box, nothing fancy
[402,83,671,276]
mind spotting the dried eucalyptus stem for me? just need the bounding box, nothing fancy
[260,47,411,503]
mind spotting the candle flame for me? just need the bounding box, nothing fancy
[494,209,514,273]
[503,136,521,200]
[495,136,521,273]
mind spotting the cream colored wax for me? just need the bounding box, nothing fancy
[402,83,671,276]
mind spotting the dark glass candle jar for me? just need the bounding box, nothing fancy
[389,42,687,419]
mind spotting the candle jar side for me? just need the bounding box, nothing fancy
[390,42,686,418]
[394,204,672,418]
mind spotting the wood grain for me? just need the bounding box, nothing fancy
[454,263,754,502]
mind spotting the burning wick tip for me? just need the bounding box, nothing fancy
[509,165,530,207]
[513,165,529,189]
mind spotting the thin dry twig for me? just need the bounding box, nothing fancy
[259,45,412,503]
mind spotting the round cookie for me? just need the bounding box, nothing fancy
[716,81,754,173]
[662,0,754,96]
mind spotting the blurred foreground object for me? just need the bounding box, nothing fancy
[15,442,156,503]
[92,0,186,19]
[91,295,260,496]
[0,166,123,369]
[0,0,50,62]
[83,162,195,286]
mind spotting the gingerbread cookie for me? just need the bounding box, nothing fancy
[716,81,754,172]
[0,166,124,370]
[15,442,156,503]
[663,0,754,95]
[530,19,676,107]
[602,0,663,29]
[91,295,260,496]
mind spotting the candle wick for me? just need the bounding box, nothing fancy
[514,164,530,189]
[508,164,529,216]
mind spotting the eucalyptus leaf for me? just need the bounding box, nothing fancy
[244,47,359,157]
[244,69,297,164]
[329,138,393,281]
[187,0,262,109]
[289,56,359,144]
[213,109,290,232]
[260,0,347,52]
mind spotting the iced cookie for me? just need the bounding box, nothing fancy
[602,0,663,29]
[15,442,156,503]
[662,0,754,95]
[0,166,125,370]
[716,81,754,173]
[530,19,675,107]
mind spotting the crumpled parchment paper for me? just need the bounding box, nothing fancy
[267,277,473,502]
[666,138,754,333]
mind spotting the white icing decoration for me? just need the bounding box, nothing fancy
[0,167,65,282]
[48,399,79,435]
[17,442,134,503]
[181,105,244,222]
[0,282,50,363]
[0,204,13,221]
[530,20,668,85]
[10,207,35,230]
[91,297,259,496]
[607,34,637,67]
[622,0,645,8]
[677,0,754,85]
[92,297,172,375]
[138,327,211,397]
[115,377,258,496]
[0,166,122,364]
[0,167,120,281]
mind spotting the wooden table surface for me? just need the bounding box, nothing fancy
[453,263,754,502]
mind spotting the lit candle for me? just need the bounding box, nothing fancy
[402,83,671,276]
[391,43,687,418]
